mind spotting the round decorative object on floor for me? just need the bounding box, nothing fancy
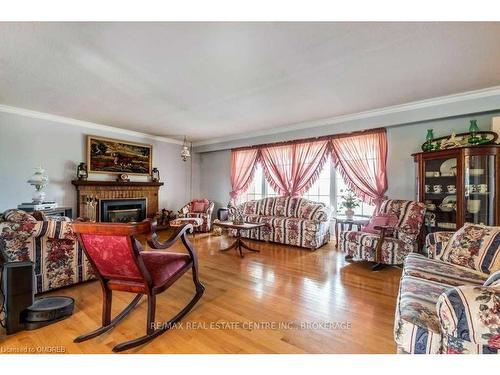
[24,296,75,330]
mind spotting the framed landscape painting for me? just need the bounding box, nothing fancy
[87,135,153,175]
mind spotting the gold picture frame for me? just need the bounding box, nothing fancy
[86,135,153,176]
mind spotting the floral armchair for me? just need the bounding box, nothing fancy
[178,199,215,232]
[394,223,500,354]
[0,209,94,293]
[339,199,426,268]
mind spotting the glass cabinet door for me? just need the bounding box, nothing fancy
[464,155,496,225]
[423,157,458,232]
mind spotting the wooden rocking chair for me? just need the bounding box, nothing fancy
[72,219,204,352]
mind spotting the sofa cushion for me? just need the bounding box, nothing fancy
[425,231,455,259]
[437,285,500,352]
[242,214,262,224]
[3,209,37,224]
[378,200,425,244]
[395,275,450,353]
[259,197,275,216]
[242,200,260,215]
[439,223,500,275]
[298,202,329,221]
[272,196,291,217]
[403,253,487,287]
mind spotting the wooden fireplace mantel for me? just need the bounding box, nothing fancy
[72,180,164,220]
[71,180,164,188]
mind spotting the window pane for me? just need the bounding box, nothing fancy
[319,179,330,195]
[335,171,375,217]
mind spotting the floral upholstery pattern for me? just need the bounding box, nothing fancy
[395,228,500,355]
[0,209,94,293]
[340,231,409,265]
[439,223,500,275]
[484,270,500,287]
[403,253,487,287]
[233,196,332,250]
[425,231,454,259]
[339,199,426,265]
[178,200,215,232]
[80,234,143,281]
[437,285,500,354]
[394,275,448,354]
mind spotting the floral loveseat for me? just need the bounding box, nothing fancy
[394,223,500,354]
[178,199,215,232]
[0,209,94,293]
[232,196,332,250]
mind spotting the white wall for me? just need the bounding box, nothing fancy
[197,111,500,211]
[0,111,193,214]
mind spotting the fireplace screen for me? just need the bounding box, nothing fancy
[100,199,146,223]
[107,208,142,223]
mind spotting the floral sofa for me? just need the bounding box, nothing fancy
[0,209,94,293]
[178,199,215,232]
[231,196,332,250]
[339,199,426,266]
[394,223,500,354]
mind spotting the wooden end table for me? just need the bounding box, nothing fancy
[213,221,266,258]
[333,216,370,249]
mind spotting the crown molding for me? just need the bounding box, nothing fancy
[193,85,500,148]
[0,104,184,145]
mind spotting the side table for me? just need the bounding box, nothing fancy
[333,216,370,249]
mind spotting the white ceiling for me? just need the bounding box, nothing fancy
[1,22,500,142]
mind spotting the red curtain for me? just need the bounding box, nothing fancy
[330,129,388,205]
[259,140,330,196]
[230,149,260,200]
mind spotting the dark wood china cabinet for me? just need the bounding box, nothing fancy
[413,145,500,233]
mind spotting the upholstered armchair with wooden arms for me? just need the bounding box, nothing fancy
[71,219,205,352]
[178,199,215,232]
[339,199,426,270]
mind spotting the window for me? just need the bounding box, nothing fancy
[240,162,375,218]
[241,165,264,203]
[302,162,332,206]
[335,174,375,217]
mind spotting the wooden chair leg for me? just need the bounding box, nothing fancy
[147,294,156,335]
[102,287,112,326]
[74,294,143,343]
[372,230,387,271]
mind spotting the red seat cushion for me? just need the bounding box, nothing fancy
[363,213,399,234]
[141,251,191,288]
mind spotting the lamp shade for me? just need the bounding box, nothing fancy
[27,167,49,187]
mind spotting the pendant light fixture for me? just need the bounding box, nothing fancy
[180,136,191,162]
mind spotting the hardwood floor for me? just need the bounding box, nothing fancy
[0,231,402,354]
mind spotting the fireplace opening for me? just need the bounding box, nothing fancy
[100,199,146,223]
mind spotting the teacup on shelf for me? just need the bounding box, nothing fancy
[446,185,456,193]
[433,185,443,193]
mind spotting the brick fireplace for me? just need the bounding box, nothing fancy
[71,180,163,222]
